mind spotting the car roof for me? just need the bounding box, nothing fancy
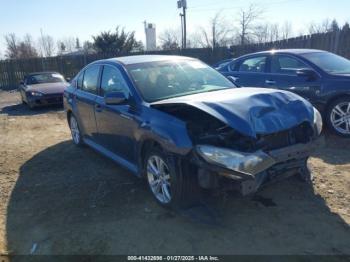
[243,49,326,57]
[27,71,61,76]
[105,55,195,65]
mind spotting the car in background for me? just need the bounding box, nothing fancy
[218,49,350,137]
[19,71,70,109]
[64,55,322,208]
[212,58,235,70]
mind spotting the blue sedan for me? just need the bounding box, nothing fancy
[64,55,322,208]
[218,49,350,137]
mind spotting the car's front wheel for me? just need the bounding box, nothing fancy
[144,146,198,208]
[69,114,83,146]
[326,97,350,137]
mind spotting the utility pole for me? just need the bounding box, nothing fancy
[180,13,184,48]
[177,0,187,49]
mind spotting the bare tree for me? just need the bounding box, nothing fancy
[254,24,270,43]
[4,33,38,59]
[19,34,38,58]
[237,4,263,45]
[200,12,231,48]
[4,33,19,59]
[187,32,206,48]
[57,41,66,55]
[269,23,280,42]
[38,31,55,57]
[281,21,292,40]
[309,19,331,34]
[62,37,76,52]
[159,28,181,50]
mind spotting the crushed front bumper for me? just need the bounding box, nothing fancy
[194,138,322,195]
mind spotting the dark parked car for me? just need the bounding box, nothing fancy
[19,71,69,109]
[212,58,235,70]
[64,55,322,208]
[218,49,350,137]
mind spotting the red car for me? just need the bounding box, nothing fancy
[19,72,70,109]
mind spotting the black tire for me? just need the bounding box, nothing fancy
[326,97,350,137]
[69,114,84,146]
[143,146,199,209]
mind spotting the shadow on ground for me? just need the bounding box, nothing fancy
[5,141,350,255]
[312,131,350,165]
[0,103,64,116]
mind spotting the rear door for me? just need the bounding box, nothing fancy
[94,64,139,164]
[266,54,322,100]
[75,64,101,140]
[223,55,268,87]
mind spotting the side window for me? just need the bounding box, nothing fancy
[229,61,236,71]
[77,71,84,89]
[82,65,100,94]
[271,55,310,75]
[100,65,129,97]
[239,56,267,72]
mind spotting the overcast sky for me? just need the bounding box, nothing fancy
[0,0,349,56]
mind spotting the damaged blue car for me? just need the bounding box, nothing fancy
[64,55,322,208]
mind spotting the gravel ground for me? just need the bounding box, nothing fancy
[0,90,349,255]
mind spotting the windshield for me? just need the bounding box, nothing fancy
[27,73,65,84]
[301,52,350,75]
[126,59,235,102]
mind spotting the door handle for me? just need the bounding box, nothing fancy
[95,104,103,112]
[265,80,276,85]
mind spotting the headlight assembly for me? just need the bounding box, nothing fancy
[313,107,323,135]
[196,145,276,176]
[29,91,43,97]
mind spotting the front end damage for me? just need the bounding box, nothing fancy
[192,121,321,195]
[193,138,318,195]
[151,88,322,195]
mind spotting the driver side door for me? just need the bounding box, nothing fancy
[94,65,139,165]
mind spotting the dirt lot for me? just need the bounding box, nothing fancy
[0,90,349,255]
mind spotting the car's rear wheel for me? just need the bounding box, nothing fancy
[326,97,350,137]
[69,115,83,146]
[144,147,198,208]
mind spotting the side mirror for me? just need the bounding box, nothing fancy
[104,92,127,105]
[296,68,318,80]
[19,80,24,85]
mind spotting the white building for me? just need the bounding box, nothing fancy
[144,22,157,51]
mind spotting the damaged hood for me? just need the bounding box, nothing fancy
[151,88,314,138]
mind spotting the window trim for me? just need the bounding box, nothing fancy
[76,70,85,89]
[268,54,312,76]
[80,64,101,95]
[235,55,268,73]
[99,64,131,98]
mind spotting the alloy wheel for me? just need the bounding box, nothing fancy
[330,102,350,135]
[147,155,172,204]
[70,116,80,144]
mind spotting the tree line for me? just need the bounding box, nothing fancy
[2,4,350,59]
[159,5,350,50]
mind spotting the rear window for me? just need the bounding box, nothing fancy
[301,52,350,75]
